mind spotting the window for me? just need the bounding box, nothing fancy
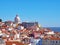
[51,40,54,44]
[56,41,58,43]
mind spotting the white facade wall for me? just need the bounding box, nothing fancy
[42,39,60,45]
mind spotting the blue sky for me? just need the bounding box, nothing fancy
[0,0,60,27]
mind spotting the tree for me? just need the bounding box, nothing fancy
[0,19,2,22]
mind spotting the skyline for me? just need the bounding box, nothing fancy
[0,0,60,27]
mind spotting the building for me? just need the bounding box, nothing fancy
[35,38,60,45]
[14,14,21,24]
[5,21,13,27]
[42,38,60,45]
[22,22,38,28]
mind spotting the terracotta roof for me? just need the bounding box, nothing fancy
[43,35,60,40]
[6,41,24,45]
[50,37,60,40]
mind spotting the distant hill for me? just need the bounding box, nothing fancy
[43,27,60,32]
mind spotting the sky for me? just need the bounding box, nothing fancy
[0,0,60,27]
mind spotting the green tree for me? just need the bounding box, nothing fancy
[0,19,2,22]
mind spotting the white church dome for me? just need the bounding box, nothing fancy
[14,14,21,24]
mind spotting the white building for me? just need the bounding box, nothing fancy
[14,14,21,24]
[42,38,60,45]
